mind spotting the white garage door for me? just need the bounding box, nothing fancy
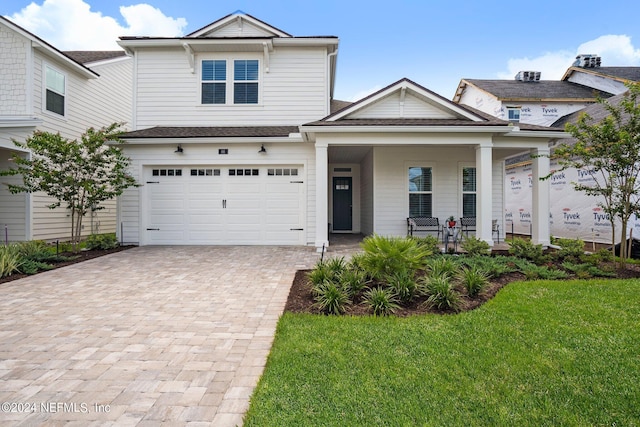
[145,166,305,245]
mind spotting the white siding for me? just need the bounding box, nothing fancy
[205,20,275,38]
[360,149,374,235]
[372,143,505,237]
[134,46,329,128]
[119,141,316,245]
[0,150,28,241]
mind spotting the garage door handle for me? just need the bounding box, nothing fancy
[147,228,160,231]
[290,228,304,231]
[222,199,227,208]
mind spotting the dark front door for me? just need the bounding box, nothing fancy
[332,177,352,231]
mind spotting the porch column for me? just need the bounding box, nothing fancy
[476,142,493,245]
[531,147,551,246]
[315,141,329,251]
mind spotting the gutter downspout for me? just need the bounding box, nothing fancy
[327,48,338,115]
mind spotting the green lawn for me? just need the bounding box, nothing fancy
[244,279,640,426]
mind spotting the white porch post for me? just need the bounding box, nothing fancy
[476,143,493,245]
[315,141,329,251]
[531,147,551,246]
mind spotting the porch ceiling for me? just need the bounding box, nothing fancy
[328,146,371,163]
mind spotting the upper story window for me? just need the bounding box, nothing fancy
[200,59,259,105]
[507,107,520,122]
[233,60,259,104]
[201,60,226,104]
[45,65,66,116]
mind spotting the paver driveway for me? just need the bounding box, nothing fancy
[0,246,321,426]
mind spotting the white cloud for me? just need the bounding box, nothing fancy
[498,34,640,81]
[9,0,187,50]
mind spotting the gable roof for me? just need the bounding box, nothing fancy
[323,78,485,123]
[121,126,299,139]
[453,79,613,103]
[187,11,292,38]
[63,51,127,65]
[561,66,640,83]
[551,91,630,128]
[0,16,98,79]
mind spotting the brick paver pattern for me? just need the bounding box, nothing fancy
[0,246,322,426]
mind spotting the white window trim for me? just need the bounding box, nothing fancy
[459,163,476,218]
[198,55,262,106]
[506,106,521,122]
[406,163,435,218]
[42,62,67,118]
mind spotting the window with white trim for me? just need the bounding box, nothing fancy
[507,107,520,122]
[408,167,432,217]
[45,65,65,116]
[462,167,476,217]
[201,60,226,104]
[233,60,258,104]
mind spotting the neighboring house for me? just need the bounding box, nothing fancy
[117,11,567,249]
[0,16,132,242]
[454,56,640,243]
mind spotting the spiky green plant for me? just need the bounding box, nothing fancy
[422,275,460,311]
[359,235,431,281]
[425,256,457,279]
[386,269,419,303]
[312,281,351,315]
[460,235,491,256]
[456,266,489,297]
[339,268,368,299]
[363,286,400,316]
[0,244,23,278]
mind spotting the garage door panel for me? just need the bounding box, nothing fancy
[146,165,303,245]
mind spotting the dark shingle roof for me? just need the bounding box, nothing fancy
[462,79,613,101]
[121,126,300,139]
[63,51,127,64]
[552,92,630,128]
[330,99,352,114]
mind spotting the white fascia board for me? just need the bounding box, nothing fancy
[273,38,338,48]
[82,54,131,68]
[505,130,571,138]
[300,125,511,134]
[31,43,98,79]
[119,135,304,145]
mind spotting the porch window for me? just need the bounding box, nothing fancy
[233,60,259,104]
[201,60,227,104]
[45,65,65,116]
[462,167,476,217]
[409,167,432,217]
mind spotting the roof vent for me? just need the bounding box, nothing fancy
[515,71,541,82]
[573,54,601,68]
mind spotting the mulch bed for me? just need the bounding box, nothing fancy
[0,245,135,285]
[284,259,640,317]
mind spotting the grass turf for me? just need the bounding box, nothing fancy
[244,278,640,426]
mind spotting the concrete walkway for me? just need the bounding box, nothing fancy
[0,246,321,426]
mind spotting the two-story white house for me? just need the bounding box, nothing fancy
[117,12,568,250]
[0,16,132,243]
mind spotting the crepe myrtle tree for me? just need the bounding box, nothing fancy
[547,82,640,266]
[1,122,137,252]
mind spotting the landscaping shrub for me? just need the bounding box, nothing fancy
[312,281,351,315]
[360,235,430,281]
[460,235,491,256]
[553,237,585,261]
[456,266,489,297]
[508,237,548,264]
[412,235,440,255]
[85,233,119,250]
[363,286,399,316]
[561,262,616,278]
[459,256,515,278]
[308,259,342,286]
[425,256,457,279]
[17,240,56,262]
[386,269,419,303]
[422,275,460,311]
[339,268,368,299]
[521,264,569,280]
[18,260,55,275]
[0,244,23,278]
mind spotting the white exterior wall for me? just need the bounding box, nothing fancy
[0,150,28,242]
[119,141,316,245]
[360,149,374,235]
[133,46,329,128]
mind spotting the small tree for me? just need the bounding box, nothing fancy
[551,82,640,266]
[1,123,137,251]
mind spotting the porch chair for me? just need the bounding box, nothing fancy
[459,217,476,237]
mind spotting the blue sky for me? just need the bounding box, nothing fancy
[3,0,640,101]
